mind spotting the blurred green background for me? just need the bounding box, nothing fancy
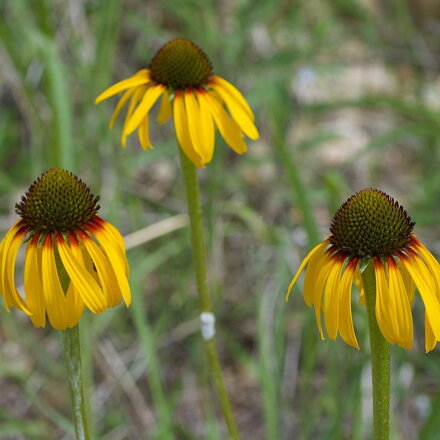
[1,0,440,439]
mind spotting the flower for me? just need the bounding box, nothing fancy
[286,189,440,352]
[0,169,131,329]
[95,38,259,168]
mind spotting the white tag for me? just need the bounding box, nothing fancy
[200,312,216,340]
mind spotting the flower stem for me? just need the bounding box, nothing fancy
[361,261,390,440]
[61,325,91,440]
[178,149,241,440]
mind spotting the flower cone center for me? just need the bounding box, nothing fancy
[329,189,414,257]
[16,168,100,233]
[149,38,212,89]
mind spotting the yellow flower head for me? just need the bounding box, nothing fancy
[95,38,259,168]
[0,169,131,329]
[286,189,440,352]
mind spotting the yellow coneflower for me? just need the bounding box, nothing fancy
[286,189,440,352]
[0,169,131,329]
[95,38,259,168]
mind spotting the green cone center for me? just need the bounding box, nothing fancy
[329,189,414,257]
[16,168,100,233]
[149,38,212,89]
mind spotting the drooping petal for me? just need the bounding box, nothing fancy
[157,90,172,124]
[78,231,122,307]
[84,223,131,307]
[95,70,151,104]
[138,116,153,150]
[310,250,340,339]
[24,236,46,327]
[285,239,329,300]
[410,237,440,295]
[173,91,204,168]
[210,82,259,140]
[56,233,108,313]
[0,221,30,313]
[354,268,365,304]
[303,241,329,306]
[184,90,207,160]
[121,86,147,147]
[339,258,359,349]
[398,251,440,341]
[88,218,128,273]
[41,235,68,329]
[88,218,129,277]
[65,282,85,328]
[398,259,415,303]
[203,92,247,154]
[387,257,413,349]
[425,312,437,352]
[374,257,397,344]
[209,75,255,120]
[194,90,215,163]
[323,255,345,339]
[124,84,165,136]
[93,217,126,257]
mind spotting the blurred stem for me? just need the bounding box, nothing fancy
[61,326,91,440]
[130,285,175,439]
[362,261,390,440]
[33,0,74,171]
[178,148,241,440]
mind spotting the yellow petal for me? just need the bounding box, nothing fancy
[425,312,437,352]
[210,75,255,120]
[157,90,172,124]
[195,91,215,163]
[310,251,339,339]
[24,237,46,327]
[89,217,129,277]
[203,92,247,154]
[121,86,146,147]
[303,242,329,306]
[399,259,415,303]
[65,283,85,328]
[210,83,259,140]
[96,231,131,307]
[411,237,440,295]
[374,257,397,344]
[95,70,151,104]
[56,233,108,313]
[387,257,413,349]
[0,221,30,313]
[285,240,329,301]
[184,90,214,163]
[138,116,153,150]
[339,258,360,349]
[353,268,365,304]
[79,231,122,307]
[173,91,204,168]
[399,252,440,340]
[41,236,68,329]
[94,217,126,255]
[323,256,344,339]
[124,84,164,136]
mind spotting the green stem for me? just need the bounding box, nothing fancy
[61,326,91,440]
[178,148,241,440]
[361,261,390,440]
